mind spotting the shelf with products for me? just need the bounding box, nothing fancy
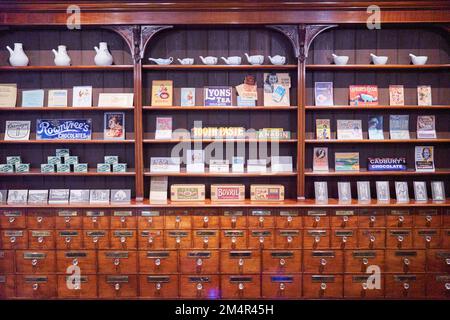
[305,168,450,176]
[0,106,135,111]
[0,65,134,71]
[0,168,136,176]
[305,64,450,70]
[305,105,450,110]
[143,105,297,111]
[305,138,450,144]
[143,64,297,70]
[143,137,298,144]
[144,169,297,177]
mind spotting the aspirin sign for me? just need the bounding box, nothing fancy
[37,119,92,140]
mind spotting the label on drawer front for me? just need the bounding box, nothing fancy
[359,209,383,216]
[107,276,129,283]
[223,210,243,216]
[279,210,298,216]
[251,231,271,237]
[65,252,87,258]
[229,276,253,283]
[418,230,437,236]
[105,252,129,258]
[229,251,252,258]
[4,230,23,237]
[113,211,132,217]
[195,231,217,237]
[86,231,105,237]
[25,276,48,283]
[435,275,450,282]
[250,209,272,216]
[168,231,188,238]
[3,211,21,217]
[307,210,326,216]
[353,251,376,258]
[31,231,51,237]
[0,276,5,283]
[312,275,335,283]
[279,230,299,237]
[270,251,294,259]
[395,251,417,257]
[390,230,410,236]
[271,276,293,283]
[417,209,438,215]
[312,251,335,258]
[86,211,105,217]
[335,210,354,216]
[335,230,354,237]
[147,276,170,283]
[65,276,88,283]
[188,276,210,283]
[307,230,327,236]
[436,252,450,259]
[141,211,161,217]
[141,231,162,237]
[224,231,244,237]
[187,251,211,259]
[394,275,416,282]
[352,275,371,283]
[113,231,134,237]
[390,210,410,216]
[59,231,79,237]
[58,210,78,217]
[147,251,170,259]
[24,252,46,259]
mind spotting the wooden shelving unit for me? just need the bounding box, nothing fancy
[305,64,450,70]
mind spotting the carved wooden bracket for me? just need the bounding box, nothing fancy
[103,25,173,63]
[267,24,337,61]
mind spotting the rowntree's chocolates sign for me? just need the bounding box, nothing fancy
[37,119,92,140]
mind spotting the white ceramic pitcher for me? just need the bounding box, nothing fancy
[52,45,71,66]
[6,43,29,66]
[94,42,113,66]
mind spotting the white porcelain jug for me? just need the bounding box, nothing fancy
[370,53,388,65]
[268,55,286,65]
[148,57,173,65]
[94,42,113,66]
[177,58,194,65]
[221,56,241,65]
[409,53,428,65]
[52,45,71,66]
[199,56,218,65]
[331,53,349,65]
[6,43,29,66]
[245,53,264,65]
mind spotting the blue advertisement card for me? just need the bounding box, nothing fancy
[22,89,45,107]
[36,119,92,140]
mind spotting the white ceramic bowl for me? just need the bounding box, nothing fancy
[410,55,428,65]
[372,55,388,65]
[333,55,349,65]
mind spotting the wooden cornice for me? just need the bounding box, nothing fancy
[0,1,449,24]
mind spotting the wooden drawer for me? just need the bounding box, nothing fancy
[262,250,301,273]
[16,275,57,299]
[414,229,441,249]
[140,275,178,298]
[330,229,357,249]
[192,209,219,229]
[137,230,164,249]
[262,274,301,298]
[0,275,15,298]
[442,229,450,248]
[1,230,27,249]
[330,210,357,228]
[16,250,55,273]
[303,274,343,298]
[221,275,261,299]
[138,210,164,229]
[220,209,247,229]
[193,230,219,249]
[357,229,386,249]
[248,209,275,229]
[28,230,55,250]
[221,250,260,274]
[57,275,97,298]
[414,208,441,228]
[83,230,110,249]
[304,229,330,249]
[165,209,191,229]
[386,209,412,228]
[98,251,137,274]
[357,209,386,228]
[56,251,97,274]
[0,250,15,273]
[385,250,426,273]
[276,209,302,229]
[110,230,137,250]
[304,209,329,228]
[179,250,219,274]
[274,230,301,248]
[98,275,138,298]
[344,250,385,273]
[248,229,274,249]
[56,230,83,250]
[386,229,413,249]
[426,250,450,272]
[165,230,192,249]
[304,250,343,273]
[426,274,450,298]
[179,275,220,299]
[139,250,177,274]
[343,274,384,298]
[110,210,136,229]
[27,210,55,229]
[55,210,82,229]
[83,210,109,229]
[0,210,26,229]
[385,274,426,299]
[221,230,247,249]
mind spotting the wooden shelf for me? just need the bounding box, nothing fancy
[143,137,298,144]
[305,169,450,176]
[0,65,134,71]
[306,64,450,70]
[0,198,448,209]
[143,106,297,111]
[305,105,450,110]
[0,168,136,177]
[0,106,134,111]
[144,169,297,177]
[0,133,135,144]
[305,138,450,144]
[143,64,297,70]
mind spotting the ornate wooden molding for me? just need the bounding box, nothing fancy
[103,25,173,63]
[267,24,336,61]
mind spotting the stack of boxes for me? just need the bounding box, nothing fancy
[97,155,127,173]
[0,156,30,173]
[41,149,88,173]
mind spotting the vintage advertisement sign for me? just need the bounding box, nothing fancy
[36,119,92,140]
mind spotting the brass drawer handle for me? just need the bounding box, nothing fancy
[114,258,120,266]
[155,258,161,266]
[403,258,410,266]
[403,282,409,290]
[8,217,15,223]
[320,283,327,290]
[38,236,44,243]
[196,258,203,267]
[362,258,369,265]
[320,258,327,266]
[445,283,450,290]
[279,259,286,266]
[72,259,78,266]
[370,216,376,223]
[65,217,71,224]
[65,237,71,243]
[32,283,39,291]
[279,283,285,291]
[155,283,161,291]
[10,236,16,243]
[115,283,120,291]
[37,216,43,223]
[31,259,38,266]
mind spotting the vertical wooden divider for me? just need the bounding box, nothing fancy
[297,57,306,200]
[134,56,144,201]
